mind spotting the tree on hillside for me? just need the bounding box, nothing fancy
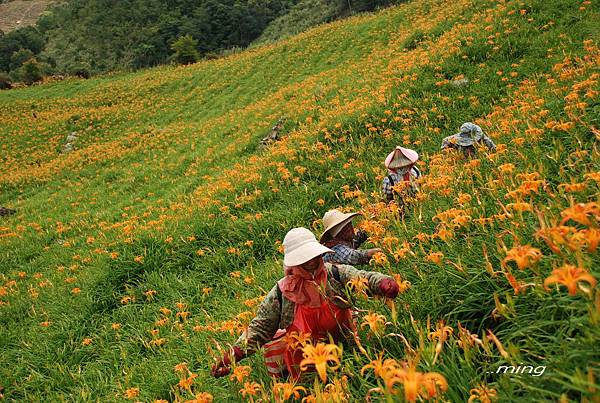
[11,58,43,85]
[0,26,44,73]
[0,71,12,90]
[9,48,34,70]
[170,34,200,64]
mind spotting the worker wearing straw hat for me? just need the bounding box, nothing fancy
[320,209,381,265]
[211,227,399,379]
[441,122,496,157]
[381,146,421,203]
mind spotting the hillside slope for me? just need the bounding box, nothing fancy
[0,0,599,401]
[0,0,55,33]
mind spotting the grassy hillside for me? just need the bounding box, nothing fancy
[252,0,340,44]
[1,0,599,401]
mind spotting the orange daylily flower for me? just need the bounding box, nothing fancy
[190,392,214,402]
[123,387,140,399]
[435,226,454,241]
[239,381,262,398]
[518,180,545,196]
[284,331,312,350]
[584,171,600,184]
[429,321,454,363]
[149,338,166,347]
[497,163,515,175]
[544,264,597,296]
[370,251,389,266]
[174,362,189,375]
[535,225,577,253]
[361,312,387,337]
[144,289,157,299]
[347,277,369,298]
[506,202,533,212]
[502,245,542,270]
[392,273,411,293]
[386,365,448,402]
[272,382,307,402]
[178,373,197,391]
[425,252,444,265]
[581,228,600,252]
[392,241,415,261]
[414,232,430,242]
[558,182,586,193]
[360,353,399,378]
[560,202,600,226]
[300,342,342,383]
[229,365,252,383]
[468,383,498,402]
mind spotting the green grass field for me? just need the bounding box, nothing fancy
[1,0,599,401]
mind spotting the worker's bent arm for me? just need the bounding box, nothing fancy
[234,284,280,357]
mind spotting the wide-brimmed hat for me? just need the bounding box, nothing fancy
[283,227,333,266]
[384,146,419,170]
[320,209,361,242]
[456,122,483,146]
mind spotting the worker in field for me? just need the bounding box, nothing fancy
[211,227,399,379]
[381,146,421,206]
[441,122,496,157]
[320,209,382,265]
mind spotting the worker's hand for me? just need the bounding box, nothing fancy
[379,278,400,299]
[211,346,244,378]
[366,248,383,258]
[352,230,368,248]
[211,360,231,378]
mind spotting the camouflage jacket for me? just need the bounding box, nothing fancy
[441,133,496,151]
[234,263,392,356]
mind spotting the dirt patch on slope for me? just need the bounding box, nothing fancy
[0,0,57,33]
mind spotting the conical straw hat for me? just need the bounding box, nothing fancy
[320,209,361,242]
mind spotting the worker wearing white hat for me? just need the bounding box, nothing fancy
[211,227,399,379]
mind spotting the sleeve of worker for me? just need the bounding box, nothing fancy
[381,176,394,201]
[441,135,453,149]
[234,284,281,356]
[481,134,497,152]
[328,244,371,265]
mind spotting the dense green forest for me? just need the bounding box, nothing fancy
[0,0,392,84]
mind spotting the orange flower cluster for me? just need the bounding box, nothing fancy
[502,244,542,270]
[362,357,448,402]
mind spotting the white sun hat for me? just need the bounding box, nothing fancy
[283,227,333,266]
[319,209,361,242]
